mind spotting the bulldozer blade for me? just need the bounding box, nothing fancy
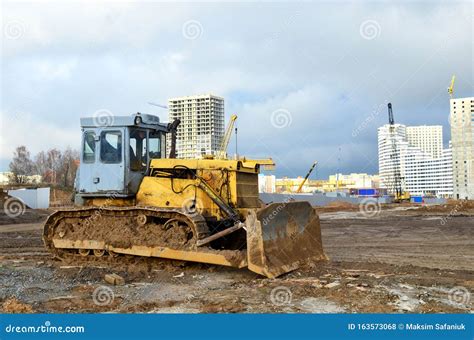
[246,201,326,278]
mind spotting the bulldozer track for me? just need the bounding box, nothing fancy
[43,206,210,257]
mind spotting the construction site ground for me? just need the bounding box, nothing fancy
[0,202,473,313]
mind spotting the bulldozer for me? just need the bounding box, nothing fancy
[43,113,325,278]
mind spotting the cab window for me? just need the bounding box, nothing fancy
[83,131,96,163]
[130,129,147,171]
[100,131,122,164]
[149,132,161,159]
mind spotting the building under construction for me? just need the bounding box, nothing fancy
[168,94,225,159]
[450,96,474,199]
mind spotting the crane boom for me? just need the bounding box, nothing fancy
[387,103,405,201]
[388,103,395,125]
[148,102,168,109]
[296,161,318,193]
[448,75,456,99]
[216,114,237,159]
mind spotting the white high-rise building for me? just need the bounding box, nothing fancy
[403,145,453,197]
[378,124,453,197]
[450,97,474,199]
[406,125,443,158]
[378,124,407,193]
[168,94,225,159]
[258,174,276,193]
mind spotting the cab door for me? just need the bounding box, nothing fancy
[127,128,148,194]
[78,129,98,194]
[78,128,125,194]
[126,129,164,194]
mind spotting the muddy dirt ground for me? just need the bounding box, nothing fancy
[0,204,472,313]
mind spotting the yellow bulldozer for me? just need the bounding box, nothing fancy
[43,113,325,278]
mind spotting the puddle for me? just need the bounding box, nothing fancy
[298,297,346,313]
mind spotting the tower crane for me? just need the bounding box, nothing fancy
[448,75,456,99]
[216,114,237,159]
[387,103,410,202]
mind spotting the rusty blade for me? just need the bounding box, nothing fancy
[246,201,326,278]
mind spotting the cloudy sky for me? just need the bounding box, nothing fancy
[1,0,473,178]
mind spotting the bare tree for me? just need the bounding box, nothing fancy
[9,146,35,184]
[35,151,48,179]
[58,148,80,187]
[33,147,79,189]
[37,148,62,184]
[11,145,79,189]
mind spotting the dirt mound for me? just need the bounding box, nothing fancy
[315,201,358,212]
[2,298,34,313]
[446,199,474,210]
[326,201,356,209]
[415,200,474,213]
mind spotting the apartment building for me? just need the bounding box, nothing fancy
[258,174,276,193]
[378,124,453,197]
[406,125,443,159]
[450,97,474,199]
[377,124,407,193]
[403,146,453,197]
[168,94,225,159]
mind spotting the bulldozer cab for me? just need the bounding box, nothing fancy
[76,113,168,199]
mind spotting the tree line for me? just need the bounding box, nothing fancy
[9,146,79,189]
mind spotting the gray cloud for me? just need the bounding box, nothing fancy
[1,1,472,177]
